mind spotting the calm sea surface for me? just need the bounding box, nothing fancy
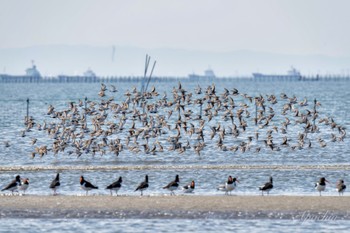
[0,80,349,232]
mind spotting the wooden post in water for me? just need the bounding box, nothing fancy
[26,98,29,126]
[313,98,317,132]
[84,97,87,120]
[255,98,258,126]
[141,54,150,94]
[145,60,156,93]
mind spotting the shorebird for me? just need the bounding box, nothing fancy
[163,174,180,195]
[217,176,239,195]
[182,180,195,193]
[336,179,346,196]
[21,81,347,164]
[1,175,21,195]
[315,177,329,196]
[259,176,273,196]
[135,175,149,196]
[106,176,122,196]
[49,173,60,195]
[80,176,98,195]
[18,178,29,195]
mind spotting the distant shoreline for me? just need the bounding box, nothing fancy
[1,196,350,219]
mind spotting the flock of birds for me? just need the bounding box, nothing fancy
[0,174,347,197]
[17,82,345,159]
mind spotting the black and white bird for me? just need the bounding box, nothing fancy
[182,180,195,193]
[135,175,149,196]
[315,177,329,196]
[106,176,123,196]
[49,173,60,195]
[336,179,346,196]
[217,176,239,195]
[163,175,180,195]
[1,175,21,195]
[18,178,30,195]
[259,176,273,196]
[80,176,98,195]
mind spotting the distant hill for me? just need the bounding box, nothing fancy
[0,45,349,77]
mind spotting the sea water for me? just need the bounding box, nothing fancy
[0,80,349,232]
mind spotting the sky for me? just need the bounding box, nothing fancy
[0,0,349,56]
[0,0,350,76]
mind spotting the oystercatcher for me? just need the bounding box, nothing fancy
[1,175,21,195]
[336,179,346,196]
[49,173,60,195]
[80,176,98,195]
[106,176,122,196]
[18,178,29,195]
[217,176,239,195]
[315,177,329,196]
[135,175,149,196]
[259,176,273,196]
[182,180,195,193]
[163,175,180,195]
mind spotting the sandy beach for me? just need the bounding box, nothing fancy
[1,195,350,219]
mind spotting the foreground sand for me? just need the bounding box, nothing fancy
[1,195,350,213]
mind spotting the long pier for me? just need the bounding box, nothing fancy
[0,75,350,83]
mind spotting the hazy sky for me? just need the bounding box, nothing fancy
[1,0,349,56]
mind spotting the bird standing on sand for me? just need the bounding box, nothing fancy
[315,177,329,196]
[18,178,29,195]
[135,175,149,196]
[336,179,346,196]
[217,176,239,195]
[259,176,273,196]
[49,173,60,195]
[163,174,180,195]
[182,180,195,193]
[80,176,98,195]
[106,176,123,196]
[1,175,21,195]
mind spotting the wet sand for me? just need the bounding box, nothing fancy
[1,195,350,213]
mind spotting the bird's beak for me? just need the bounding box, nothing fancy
[325,179,330,183]
[236,179,240,183]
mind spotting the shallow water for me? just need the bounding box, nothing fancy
[0,80,349,167]
[0,80,349,231]
[0,168,349,196]
[0,219,349,233]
